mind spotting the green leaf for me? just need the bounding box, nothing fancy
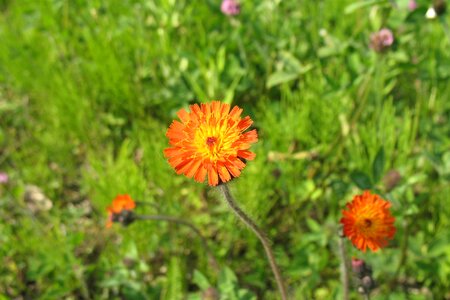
[266,72,298,88]
[183,72,208,101]
[218,267,239,298]
[372,147,385,183]
[223,73,242,105]
[163,256,185,300]
[279,52,313,74]
[192,270,211,290]
[217,45,226,73]
[428,237,450,257]
[344,0,388,14]
[350,171,373,189]
[122,286,147,300]
[306,218,321,232]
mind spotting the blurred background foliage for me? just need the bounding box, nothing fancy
[0,0,449,299]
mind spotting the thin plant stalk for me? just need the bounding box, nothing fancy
[394,218,409,279]
[218,184,288,300]
[440,18,450,46]
[338,232,350,300]
[136,214,218,270]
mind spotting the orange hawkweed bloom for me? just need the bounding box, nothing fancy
[340,191,396,252]
[106,194,136,228]
[164,101,258,186]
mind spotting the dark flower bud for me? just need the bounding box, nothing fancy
[433,0,447,16]
[272,168,282,179]
[383,169,402,191]
[361,275,375,291]
[106,194,136,228]
[112,209,136,227]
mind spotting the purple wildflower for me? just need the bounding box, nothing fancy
[379,29,394,46]
[370,28,394,52]
[221,0,240,16]
[408,0,418,11]
[0,172,8,184]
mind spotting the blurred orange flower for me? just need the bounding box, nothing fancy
[164,101,258,186]
[106,194,136,228]
[340,191,396,252]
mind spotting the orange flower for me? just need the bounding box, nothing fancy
[340,191,396,252]
[106,194,136,228]
[164,101,258,186]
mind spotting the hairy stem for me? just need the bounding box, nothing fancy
[338,233,350,300]
[136,214,218,270]
[394,218,409,279]
[218,184,288,300]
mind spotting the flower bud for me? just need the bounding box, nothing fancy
[112,209,135,227]
[433,0,447,16]
[221,0,240,16]
[383,169,402,191]
[361,275,375,291]
[351,258,366,278]
[0,172,8,184]
[408,0,418,11]
[106,194,137,228]
[370,28,394,53]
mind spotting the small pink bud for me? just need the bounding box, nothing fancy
[351,258,366,278]
[0,172,9,184]
[221,0,240,16]
[408,0,418,11]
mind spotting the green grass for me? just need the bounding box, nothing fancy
[1,0,449,299]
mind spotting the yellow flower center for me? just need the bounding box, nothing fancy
[206,136,217,146]
[193,121,240,161]
[355,215,380,237]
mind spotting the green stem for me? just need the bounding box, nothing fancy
[136,214,218,270]
[218,184,288,300]
[440,18,450,46]
[394,218,409,279]
[338,234,350,300]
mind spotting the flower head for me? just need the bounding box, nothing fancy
[0,172,8,184]
[370,28,394,52]
[340,191,396,252]
[106,194,136,228]
[221,0,240,16]
[408,0,418,11]
[164,101,258,186]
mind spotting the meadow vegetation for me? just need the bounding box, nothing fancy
[0,0,449,299]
